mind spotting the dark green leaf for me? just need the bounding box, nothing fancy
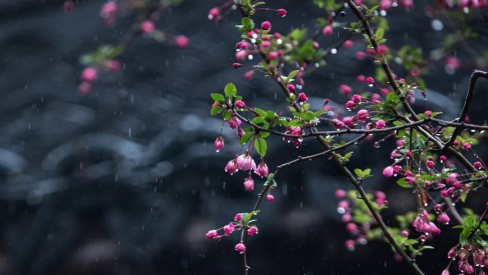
[210,106,224,115]
[211,93,225,102]
[224,83,237,97]
[254,138,267,157]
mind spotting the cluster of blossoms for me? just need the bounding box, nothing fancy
[443,243,488,275]
[206,212,260,254]
[75,0,188,94]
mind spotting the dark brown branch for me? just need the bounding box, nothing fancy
[443,70,488,150]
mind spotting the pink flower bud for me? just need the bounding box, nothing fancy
[243,176,254,192]
[426,160,435,169]
[366,77,375,84]
[405,170,413,177]
[101,2,117,17]
[335,189,346,198]
[175,35,189,49]
[356,51,366,60]
[235,243,246,253]
[356,110,368,123]
[277,9,287,17]
[313,41,319,49]
[234,213,242,221]
[357,75,365,82]
[446,173,458,184]
[339,84,352,94]
[383,166,394,177]
[247,226,258,235]
[78,82,91,95]
[208,7,219,19]
[440,155,447,163]
[214,137,224,152]
[268,51,278,60]
[81,67,98,83]
[465,264,474,274]
[441,270,450,275]
[261,21,271,30]
[335,121,345,129]
[375,120,386,129]
[346,223,358,233]
[345,101,356,110]
[352,94,362,103]
[233,63,242,69]
[345,240,355,250]
[344,40,353,48]
[267,194,274,202]
[453,140,459,146]
[206,230,217,239]
[237,154,254,171]
[424,110,432,117]
[287,84,296,93]
[235,100,245,108]
[474,161,482,169]
[440,189,449,197]
[245,70,254,80]
[322,25,333,36]
[401,230,409,237]
[297,93,308,102]
[224,223,234,236]
[452,181,461,188]
[140,20,155,33]
[255,162,269,178]
[437,213,450,224]
[463,142,471,149]
[342,214,352,223]
[225,159,239,175]
[227,116,242,129]
[424,181,431,187]
[447,247,457,258]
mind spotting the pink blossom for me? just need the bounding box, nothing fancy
[224,223,234,236]
[236,50,249,61]
[237,154,254,171]
[277,9,287,17]
[235,243,246,253]
[208,7,219,19]
[357,110,369,122]
[267,194,274,202]
[446,56,460,70]
[344,40,353,48]
[81,67,98,83]
[235,100,245,108]
[101,2,117,17]
[352,94,361,103]
[287,84,296,93]
[227,116,242,129]
[225,159,239,175]
[339,84,352,94]
[437,213,450,224]
[366,77,375,84]
[78,82,91,95]
[206,230,217,239]
[313,41,319,49]
[214,137,224,152]
[345,240,355,250]
[268,52,278,60]
[243,176,254,192]
[140,20,155,33]
[261,21,271,30]
[383,166,394,177]
[322,25,333,36]
[401,230,409,237]
[297,93,308,102]
[245,71,254,80]
[426,160,434,169]
[262,40,271,48]
[342,214,352,223]
[375,120,386,129]
[357,75,365,82]
[335,189,346,198]
[346,223,358,233]
[247,226,258,235]
[474,161,482,169]
[356,51,366,60]
[108,60,120,71]
[345,101,356,110]
[463,142,471,149]
[233,63,242,69]
[255,162,269,177]
[175,35,189,49]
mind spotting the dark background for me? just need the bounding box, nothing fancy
[0,0,487,274]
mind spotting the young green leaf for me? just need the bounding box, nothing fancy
[224,83,237,97]
[254,137,267,157]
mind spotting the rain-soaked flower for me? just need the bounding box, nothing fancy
[214,137,224,152]
[243,176,254,192]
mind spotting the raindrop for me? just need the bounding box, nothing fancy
[392,2,398,7]
[331,48,337,54]
[248,55,253,60]
[368,84,374,87]
[380,10,387,16]
[431,20,443,31]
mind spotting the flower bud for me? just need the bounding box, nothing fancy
[297,93,308,102]
[366,77,375,84]
[277,9,287,17]
[206,230,217,239]
[214,137,224,152]
[261,21,271,30]
[375,120,386,129]
[224,223,234,236]
[267,194,274,202]
[235,243,246,253]
[235,213,242,221]
[243,176,254,192]
[322,25,333,36]
[140,20,155,33]
[383,166,394,177]
[225,159,239,175]
[81,67,98,83]
[247,226,258,235]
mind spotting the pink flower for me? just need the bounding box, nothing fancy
[465,264,474,274]
[101,2,117,17]
[357,75,365,82]
[339,84,352,94]
[208,7,219,19]
[267,194,274,202]
[342,214,352,223]
[235,243,246,253]
[441,270,450,275]
[440,155,447,163]
[344,40,353,48]
[255,162,269,178]
[245,71,254,80]
[426,160,434,169]
[78,82,91,95]
[236,50,249,61]
[357,110,368,122]
[463,142,471,149]
[381,88,389,95]
[227,116,242,129]
[214,137,224,152]
[352,94,362,103]
[313,41,319,49]
[383,166,394,177]
[247,226,258,235]
[237,128,245,139]
[345,240,355,250]
[206,230,217,239]
[81,67,98,83]
[235,100,245,108]
[108,60,120,71]
[424,110,432,117]
[343,117,355,127]
[287,84,296,93]
[277,9,287,17]
[235,213,242,221]
[297,93,308,102]
[474,161,482,169]
[346,223,358,233]
[335,189,346,198]
[225,159,239,175]
[233,63,242,69]
[380,0,392,10]
[224,223,234,236]
[175,35,189,49]
[322,25,333,36]
[140,20,155,34]
[366,77,375,84]
[237,154,254,171]
[268,52,278,60]
[401,230,409,237]
[437,213,450,224]
[446,173,458,184]
[261,21,271,30]
[345,101,356,110]
[262,40,271,48]
[446,56,460,70]
[376,120,386,129]
[243,176,254,192]
[356,51,366,60]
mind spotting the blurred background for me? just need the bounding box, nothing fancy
[0,0,487,274]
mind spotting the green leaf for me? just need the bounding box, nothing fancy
[224,83,237,97]
[210,106,224,115]
[211,93,225,102]
[252,117,266,125]
[222,110,232,120]
[240,133,253,144]
[465,217,475,227]
[397,178,411,188]
[254,108,267,117]
[259,131,270,138]
[266,111,276,121]
[254,138,267,157]
[375,28,385,40]
[241,17,255,31]
[460,226,471,244]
